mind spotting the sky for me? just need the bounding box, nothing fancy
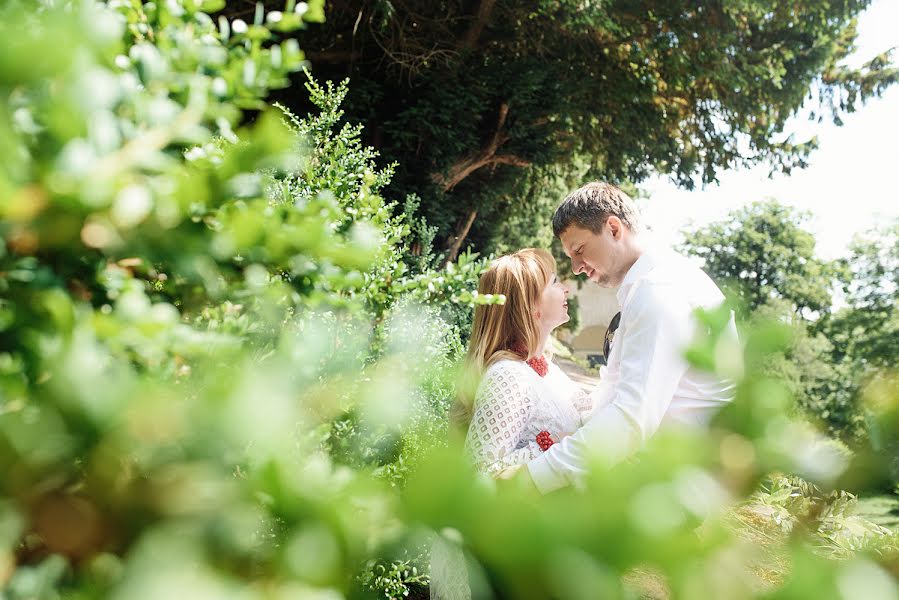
[638,0,899,260]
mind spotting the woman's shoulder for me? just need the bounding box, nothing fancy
[483,358,531,377]
[478,359,534,391]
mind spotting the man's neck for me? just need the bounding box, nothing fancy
[621,234,645,276]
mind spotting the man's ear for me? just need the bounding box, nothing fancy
[606,215,623,239]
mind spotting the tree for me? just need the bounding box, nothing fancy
[257,0,898,260]
[678,201,858,439]
[826,221,899,370]
[681,207,896,445]
[680,200,835,318]
[750,298,864,441]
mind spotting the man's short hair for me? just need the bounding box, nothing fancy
[552,181,642,237]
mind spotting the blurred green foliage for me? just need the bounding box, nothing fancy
[1,1,898,599]
[0,0,493,597]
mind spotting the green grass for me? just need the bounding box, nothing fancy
[857,494,899,531]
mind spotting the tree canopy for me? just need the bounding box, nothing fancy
[680,200,835,317]
[828,221,899,370]
[680,204,897,444]
[259,0,899,259]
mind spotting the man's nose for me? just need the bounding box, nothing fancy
[572,259,584,275]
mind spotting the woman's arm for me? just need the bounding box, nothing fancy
[571,388,595,425]
[465,364,542,478]
[547,361,596,426]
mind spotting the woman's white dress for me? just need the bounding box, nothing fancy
[465,359,594,476]
[430,358,593,600]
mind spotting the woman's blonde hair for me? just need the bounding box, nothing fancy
[452,248,556,427]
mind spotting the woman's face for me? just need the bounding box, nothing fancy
[537,272,570,331]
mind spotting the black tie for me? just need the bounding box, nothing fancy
[603,311,621,360]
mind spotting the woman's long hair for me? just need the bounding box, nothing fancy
[452,248,556,428]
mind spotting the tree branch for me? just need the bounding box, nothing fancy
[433,153,529,192]
[489,154,530,168]
[431,102,528,192]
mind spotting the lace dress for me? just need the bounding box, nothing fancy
[430,358,593,600]
[465,359,594,477]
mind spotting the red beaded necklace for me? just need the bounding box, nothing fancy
[510,341,548,377]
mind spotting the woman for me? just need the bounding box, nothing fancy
[431,249,593,600]
[459,247,593,476]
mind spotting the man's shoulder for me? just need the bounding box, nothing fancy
[645,249,704,278]
[628,252,689,295]
[637,251,723,301]
[626,277,689,317]
[625,253,724,317]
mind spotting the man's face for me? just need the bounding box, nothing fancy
[559,221,628,288]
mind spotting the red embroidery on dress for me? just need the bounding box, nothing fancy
[526,356,548,377]
[536,431,554,451]
[510,341,548,377]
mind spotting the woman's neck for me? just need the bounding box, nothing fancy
[535,330,551,356]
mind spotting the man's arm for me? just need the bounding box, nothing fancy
[527,283,693,493]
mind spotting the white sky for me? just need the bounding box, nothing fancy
[639,0,899,260]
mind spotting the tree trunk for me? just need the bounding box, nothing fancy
[444,209,478,266]
[460,0,497,51]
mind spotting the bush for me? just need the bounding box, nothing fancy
[0,2,491,597]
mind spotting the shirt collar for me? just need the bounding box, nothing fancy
[616,249,658,307]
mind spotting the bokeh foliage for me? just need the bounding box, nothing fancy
[0,0,492,596]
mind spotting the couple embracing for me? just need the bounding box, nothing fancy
[431,181,738,599]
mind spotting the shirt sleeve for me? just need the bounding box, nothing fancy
[465,364,543,478]
[528,282,693,493]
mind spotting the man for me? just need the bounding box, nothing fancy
[524,181,737,494]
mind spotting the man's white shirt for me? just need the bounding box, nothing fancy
[527,247,737,494]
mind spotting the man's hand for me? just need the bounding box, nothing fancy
[495,464,541,495]
[494,465,523,480]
